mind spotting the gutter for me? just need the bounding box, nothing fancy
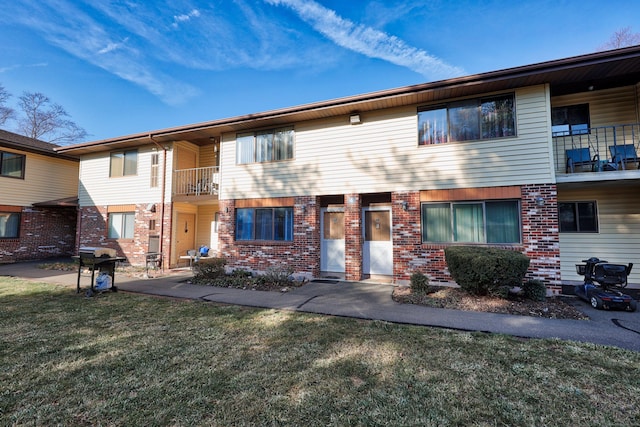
[149,134,169,269]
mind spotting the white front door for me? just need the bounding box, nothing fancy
[363,207,393,276]
[321,208,345,273]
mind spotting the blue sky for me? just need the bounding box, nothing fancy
[0,0,638,142]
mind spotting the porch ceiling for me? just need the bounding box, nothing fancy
[57,46,640,156]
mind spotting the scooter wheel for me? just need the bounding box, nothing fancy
[590,296,603,309]
[627,300,637,312]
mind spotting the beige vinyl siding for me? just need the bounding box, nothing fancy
[221,85,554,200]
[196,204,219,252]
[78,145,172,207]
[559,184,640,285]
[551,85,639,127]
[0,150,78,206]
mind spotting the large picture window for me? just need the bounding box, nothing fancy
[236,207,293,241]
[0,212,20,238]
[0,151,25,179]
[559,201,598,232]
[236,127,294,164]
[419,94,515,145]
[110,150,138,177]
[422,200,520,243]
[108,212,135,239]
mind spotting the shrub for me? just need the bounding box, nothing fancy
[410,271,431,294]
[193,257,227,281]
[257,265,295,287]
[444,246,530,296]
[523,279,547,301]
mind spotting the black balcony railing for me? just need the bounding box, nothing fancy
[554,123,640,174]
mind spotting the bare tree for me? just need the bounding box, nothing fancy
[0,84,15,126]
[598,27,640,51]
[16,92,88,145]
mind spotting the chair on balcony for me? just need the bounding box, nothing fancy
[609,144,639,170]
[566,147,599,173]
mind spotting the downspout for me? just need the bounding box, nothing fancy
[149,134,169,269]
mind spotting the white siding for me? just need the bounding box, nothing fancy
[559,184,640,285]
[221,85,554,200]
[79,145,172,206]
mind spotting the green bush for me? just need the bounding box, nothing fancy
[444,246,530,296]
[193,257,227,281]
[523,279,547,301]
[257,265,295,287]
[410,271,431,294]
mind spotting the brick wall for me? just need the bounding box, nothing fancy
[219,196,320,278]
[78,203,172,267]
[0,206,76,263]
[344,194,363,281]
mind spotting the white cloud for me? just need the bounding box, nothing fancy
[264,0,465,80]
[171,9,201,28]
[98,38,129,54]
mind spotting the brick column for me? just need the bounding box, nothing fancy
[344,194,362,281]
[392,191,422,283]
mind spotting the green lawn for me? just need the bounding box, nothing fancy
[1,277,639,426]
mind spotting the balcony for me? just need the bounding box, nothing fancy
[554,124,640,181]
[173,166,219,198]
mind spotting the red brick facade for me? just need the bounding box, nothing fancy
[219,184,560,292]
[0,206,77,263]
[78,203,172,268]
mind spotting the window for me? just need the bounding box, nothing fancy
[419,94,515,144]
[422,200,520,243]
[110,150,138,177]
[552,104,590,136]
[0,151,25,179]
[0,212,20,238]
[150,153,159,187]
[559,202,598,232]
[108,212,135,239]
[235,207,293,241]
[236,127,294,164]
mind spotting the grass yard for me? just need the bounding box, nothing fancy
[1,277,639,426]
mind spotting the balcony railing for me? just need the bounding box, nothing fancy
[554,123,640,174]
[173,166,219,196]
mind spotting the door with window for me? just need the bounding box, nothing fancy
[363,207,393,276]
[321,208,345,273]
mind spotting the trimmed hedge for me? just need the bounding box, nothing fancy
[444,246,530,296]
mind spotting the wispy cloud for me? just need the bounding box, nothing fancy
[264,0,465,80]
[98,37,129,55]
[0,62,48,73]
[172,9,201,28]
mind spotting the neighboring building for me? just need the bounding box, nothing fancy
[57,46,640,293]
[0,130,79,263]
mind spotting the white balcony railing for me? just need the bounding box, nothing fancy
[554,123,640,174]
[173,166,219,196]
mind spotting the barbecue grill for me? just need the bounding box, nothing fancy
[75,247,126,296]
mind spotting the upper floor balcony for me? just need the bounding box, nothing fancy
[173,166,219,200]
[554,123,640,182]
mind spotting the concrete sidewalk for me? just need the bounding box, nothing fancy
[1,260,639,352]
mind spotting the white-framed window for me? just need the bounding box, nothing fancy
[418,93,516,145]
[0,212,20,238]
[422,200,521,243]
[235,207,293,241]
[108,212,135,239]
[236,127,294,164]
[110,150,138,177]
[150,153,159,187]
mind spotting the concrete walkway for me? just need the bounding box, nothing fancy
[1,261,639,352]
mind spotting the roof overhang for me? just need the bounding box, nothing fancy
[56,46,640,156]
[32,196,79,208]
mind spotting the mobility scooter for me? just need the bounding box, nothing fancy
[574,257,637,311]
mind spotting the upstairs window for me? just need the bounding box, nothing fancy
[236,127,294,164]
[419,94,516,145]
[552,104,590,136]
[110,150,138,177]
[150,153,159,187]
[0,151,26,179]
[236,207,293,241]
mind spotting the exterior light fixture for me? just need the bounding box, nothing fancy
[535,196,545,207]
[349,114,361,125]
[400,201,408,211]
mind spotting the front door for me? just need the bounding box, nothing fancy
[176,212,196,262]
[321,208,345,273]
[363,207,393,276]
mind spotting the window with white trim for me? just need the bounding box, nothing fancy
[235,207,293,241]
[0,212,20,238]
[108,212,135,239]
[236,127,294,164]
[110,150,138,177]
